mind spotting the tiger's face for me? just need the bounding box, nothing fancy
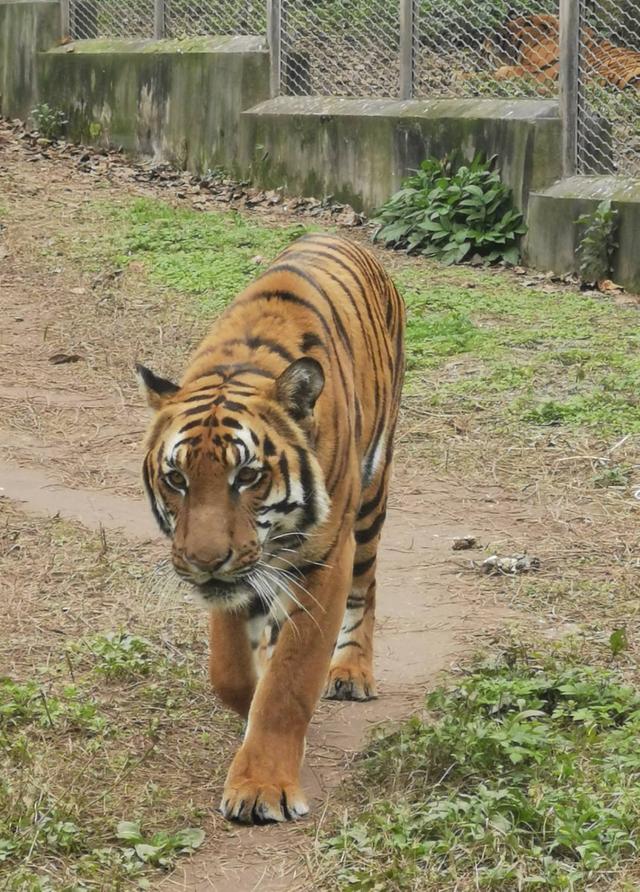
[137,359,330,611]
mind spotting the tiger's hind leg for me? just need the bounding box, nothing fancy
[324,470,389,702]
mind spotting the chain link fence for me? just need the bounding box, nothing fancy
[69,0,265,39]
[276,2,560,99]
[65,0,640,179]
[279,0,400,97]
[414,1,559,99]
[577,0,640,177]
[70,0,152,38]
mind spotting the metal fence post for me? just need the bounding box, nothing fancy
[60,0,70,38]
[267,0,282,97]
[399,0,415,99]
[154,0,165,39]
[559,0,579,177]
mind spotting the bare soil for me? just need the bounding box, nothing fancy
[1,119,624,888]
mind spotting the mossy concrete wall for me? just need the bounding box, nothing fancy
[38,37,270,174]
[241,96,562,214]
[0,0,60,120]
[526,177,640,292]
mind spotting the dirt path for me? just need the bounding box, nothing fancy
[0,122,544,888]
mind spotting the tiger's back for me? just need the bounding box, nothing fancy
[184,232,404,501]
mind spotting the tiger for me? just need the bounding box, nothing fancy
[490,14,640,90]
[136,233,405,824]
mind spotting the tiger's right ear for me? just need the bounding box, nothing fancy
[135,363,179,411]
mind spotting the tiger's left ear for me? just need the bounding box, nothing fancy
[276,358,324,422]
[135,363,179,411]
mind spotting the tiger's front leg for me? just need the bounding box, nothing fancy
[220,531,355,824]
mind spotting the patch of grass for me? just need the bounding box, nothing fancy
[319,647,640,890]
[107,198,310,313]
[70,631,159,679]
[397,268,640,439]
[0,504,240,890]
[0,679,106,734]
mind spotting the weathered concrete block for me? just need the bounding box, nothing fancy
[526,177,640,292]
[38,36,270,174]
[0,0,60,120]
[240,96,563,214]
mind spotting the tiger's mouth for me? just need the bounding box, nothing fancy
[193,576,255,611]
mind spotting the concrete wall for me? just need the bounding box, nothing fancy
[526,177,640,292]
[0,0,60,120]
[241,96,562,215]
[39,37,271,174]
[2,0,638,289]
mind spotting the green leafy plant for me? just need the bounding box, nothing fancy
[372,153,526,265]
[30,103,68,141]
[77,632,157,679]
[321,651,640,890]
[609,628,629,657]
[0,678,104,733]
[576,200,619,284]
[116,821,205,868]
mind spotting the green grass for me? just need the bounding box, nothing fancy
[86,196,640,439]
[107,198,310,314]
[399,269,640,437]
[320,647,640,891]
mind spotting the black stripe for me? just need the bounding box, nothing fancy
[178,418,203,434]
[336,640,363,651]
[295,445,316,528]
[220,337,295,364]
[142,455,170,536]
[278,451,291,500]
[222,416,243,430]
[266,262,353,356]
[353,555,376,577]
[343,617,364,634]
[300,332,324,353]
[355,510,387,545]
[358,474,387,519]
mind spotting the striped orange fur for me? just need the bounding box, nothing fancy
[137,233,405,824]
[492,14,640,90]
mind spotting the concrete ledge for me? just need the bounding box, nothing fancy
[47,35,266,54]
[38,35,270,173]
[525,176,640,292]
[241,96,562,214]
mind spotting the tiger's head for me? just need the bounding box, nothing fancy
[136,359,330,611]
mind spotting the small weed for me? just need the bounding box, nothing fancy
[373,153,526,265]
[30,103,68,141]
[320,649,640,890]
[592,463,631,489]
[0,678,104,733]
[74,631,158,679]
[609,629,629,658]
[116,820,205,868]
[576,200,619,285]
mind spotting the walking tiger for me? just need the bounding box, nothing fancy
[137,233,405,823]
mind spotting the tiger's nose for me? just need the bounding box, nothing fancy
[179,548,233,575]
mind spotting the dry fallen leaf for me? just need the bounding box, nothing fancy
[49,352,83,365]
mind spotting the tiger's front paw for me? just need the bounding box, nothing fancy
[220,776,309,824]
[220,742,309,824]
[324,664,377,701]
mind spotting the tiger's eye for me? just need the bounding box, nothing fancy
[236,467,261,487]
[164,469,187,491]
